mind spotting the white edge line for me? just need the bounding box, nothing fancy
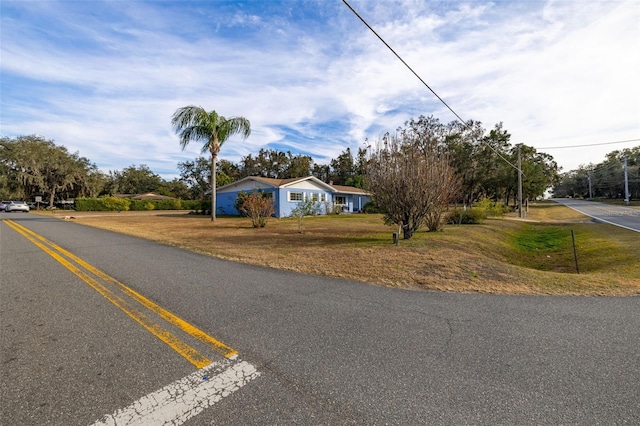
[90,359,260,426]
[553,200,640,233]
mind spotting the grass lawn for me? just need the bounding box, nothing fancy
[38,201,640,296]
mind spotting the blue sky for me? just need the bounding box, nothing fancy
[1,0,638,179]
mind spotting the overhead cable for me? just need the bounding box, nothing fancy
[538,138,640,150]
[341,0,521,173]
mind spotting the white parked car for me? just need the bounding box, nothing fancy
[6,201,30,212]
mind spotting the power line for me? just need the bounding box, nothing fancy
[538,138,640,150]
[341,0,464,125]
[564,161,623,177]
[590,162,623,174]
[341,0,521,173]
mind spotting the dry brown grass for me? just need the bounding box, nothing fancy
[39,203,640,296]
[519,201,593,222]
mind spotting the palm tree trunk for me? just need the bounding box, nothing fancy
[211,153,217,221]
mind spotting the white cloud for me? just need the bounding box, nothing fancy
[1,0,638,178]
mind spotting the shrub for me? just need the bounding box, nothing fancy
[77,197,190,211]
[129,200,155,211]
[425,209,448,232]
[234,191,251,216]
[474,198,508,217]
[75,197,101,211]
[153,199,182,210]
[362,201,384,214]
[100,196,130,212]
[238,191,275,227]
[290,199,321,233]
[447,198,509,225]
[75,196,129,211]
[323,201,343,215]
[447,207,487,225]
[181,199,201,210]
[294,198,321,216]
[182,199,207,214]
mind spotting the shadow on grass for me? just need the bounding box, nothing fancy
[155,213,240,218]
[202,231,392,247]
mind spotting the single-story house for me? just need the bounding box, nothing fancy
[216,176,370,217]
[131,193,176,201]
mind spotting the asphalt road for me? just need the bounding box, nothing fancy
[1,213,639,425]
[553,198,640,232]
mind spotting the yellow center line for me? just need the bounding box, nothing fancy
[6,219,238,359]
[4,219,238,367]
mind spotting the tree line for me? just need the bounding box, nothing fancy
[0,136,103,206]
[0,136,370,205]
[1,116,559,211]
[552,146,639,200]
[0,135,191,203]
[178,115,561,214]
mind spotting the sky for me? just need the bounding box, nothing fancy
[1,0,639,180]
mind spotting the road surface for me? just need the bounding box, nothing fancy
[1,213,639,425]
[553,198,640,232]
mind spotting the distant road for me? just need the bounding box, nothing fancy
[553,198,640,232]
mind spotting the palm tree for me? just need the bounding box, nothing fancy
[171,106,251,221]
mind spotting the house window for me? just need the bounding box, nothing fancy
[263,191,274,199]
[288,191,304,202]
[335,196,347,205]
[311,193,319,202]
[320,193,326,202]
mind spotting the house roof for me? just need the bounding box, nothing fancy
[246,176,306,187]
[330,184,368,195]
[112,192,176,200]
[131,193,176,200]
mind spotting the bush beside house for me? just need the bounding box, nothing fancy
[75,196,203,212]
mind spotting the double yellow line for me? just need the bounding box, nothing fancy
[4,219,237,368]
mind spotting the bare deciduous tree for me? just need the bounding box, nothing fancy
[366,126,460,239]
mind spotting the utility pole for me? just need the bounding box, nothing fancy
[517,144,524,218]
[587,173,593,200]
[518,144,522,217]
[623,153,630,206]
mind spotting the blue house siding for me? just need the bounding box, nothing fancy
[216,176,370,218]
[216,192,239,216]
[216,188,278,216]
[331,186,370,213]
[278,188,332,217]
